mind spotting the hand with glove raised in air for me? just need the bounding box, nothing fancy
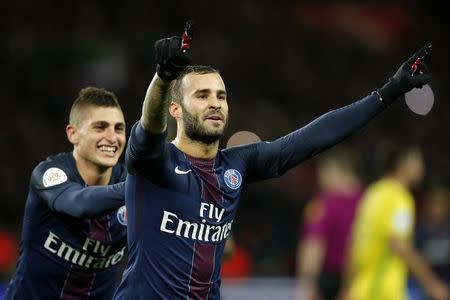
[377,43,432,107]
[154,21,194,81]
[139,21,195,133]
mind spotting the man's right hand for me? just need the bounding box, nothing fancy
[154,21,193,81]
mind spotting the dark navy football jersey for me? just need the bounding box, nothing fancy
[5,152,128,300]
[114,93,384,300]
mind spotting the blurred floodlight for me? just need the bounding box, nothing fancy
[404,84,434,116]
[226,131,261,148]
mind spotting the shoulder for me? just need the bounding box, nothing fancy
[223,141,265,153]
[221,142,260,160]
[31,153,74,188]
[379,179,413,206]
[359,180,391,214]
[365,179,396,199]
[366,179,413,215]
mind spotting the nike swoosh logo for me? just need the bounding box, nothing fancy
[174,166,192,175]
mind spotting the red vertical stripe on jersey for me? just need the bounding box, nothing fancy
[187,157,224,204]
[188,242,217,300]
[186,157,222,299]
[90,216,111,242]
[60,265,95,300]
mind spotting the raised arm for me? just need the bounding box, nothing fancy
[126,23,193,172]
[141,75,172,133]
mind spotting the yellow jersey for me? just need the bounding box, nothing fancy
[348,178,415,300]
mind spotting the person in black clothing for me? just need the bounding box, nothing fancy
[5,87,128,300]
[114,22,433,299]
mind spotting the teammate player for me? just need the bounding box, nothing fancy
[344,144,449,300]
[5,87,128,300]
[113,24,433,299]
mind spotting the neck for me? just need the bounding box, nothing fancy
[72,152,112,186]
[172,134,219,160]
[388,171,412,189]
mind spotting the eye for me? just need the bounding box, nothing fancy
[92,122,108,131]
[93,125,104,131]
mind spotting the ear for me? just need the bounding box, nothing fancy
[66,124,78,145]
[169,101,182,119]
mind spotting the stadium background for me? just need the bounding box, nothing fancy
[2,0,449,298]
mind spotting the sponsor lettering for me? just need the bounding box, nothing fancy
[159,203,232,242]
[43,231,125,269]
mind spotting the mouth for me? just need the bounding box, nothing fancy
[98,145,118,156]
[205,114,224,122]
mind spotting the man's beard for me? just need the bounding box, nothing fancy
[183,107,227,145]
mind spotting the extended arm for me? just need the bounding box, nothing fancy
[34,179,125,218]
[243,44,432,181]
[31,162,126,218]
[245,93,384,181]
[390,237,450,300]
[51,182,125,218]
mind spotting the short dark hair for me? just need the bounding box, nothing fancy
[69,87,122,125]
[378,142,421,175]
[170,65,220,103]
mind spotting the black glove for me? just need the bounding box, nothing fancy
[154,21,193,81]
[377,43,432,106]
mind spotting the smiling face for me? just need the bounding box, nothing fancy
[68,105,126,169]
[176,72,229,144]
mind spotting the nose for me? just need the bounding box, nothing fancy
[209,95,221,109]
[104,127,118,143]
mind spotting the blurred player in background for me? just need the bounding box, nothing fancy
[113,21,433,298]
[409,184,450,300]
[297,145,364,300]
[344,144,449,300]
[5,87,128,300]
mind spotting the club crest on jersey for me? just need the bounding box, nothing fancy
[117,206,127,226]
[42,167,68,187]
[224,169,242,190]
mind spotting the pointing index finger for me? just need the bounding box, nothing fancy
[414,42,432,60]
[410,42,432,75]
[181,20,194,53]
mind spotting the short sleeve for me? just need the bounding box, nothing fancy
[389,205,414,237]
